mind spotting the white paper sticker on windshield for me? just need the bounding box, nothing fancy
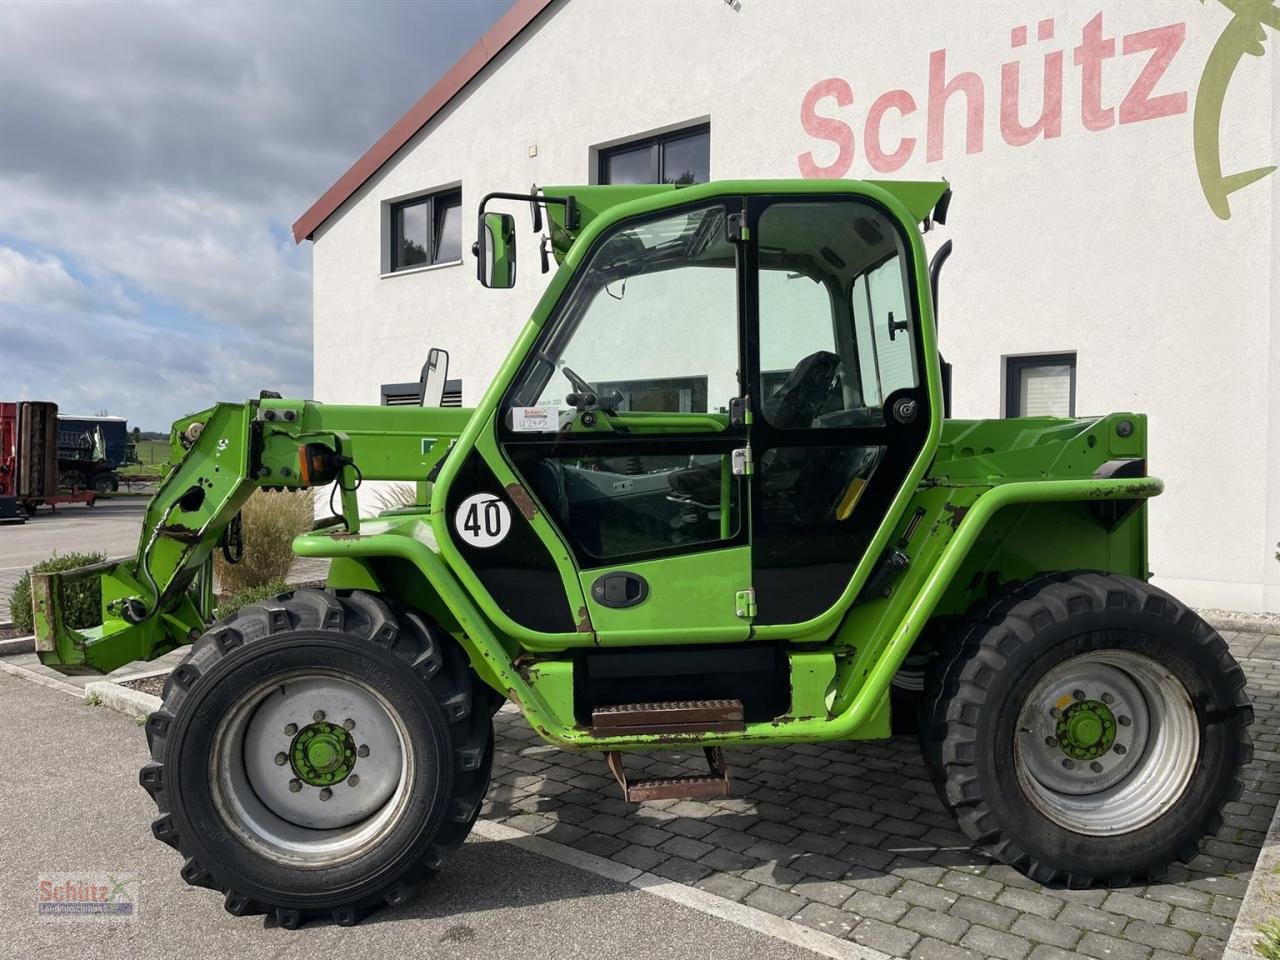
[511,404,559,433]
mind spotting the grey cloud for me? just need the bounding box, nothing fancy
[0,0,511,429]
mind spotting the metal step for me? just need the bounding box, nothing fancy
[590,698,745,737]
[605,747,731,803]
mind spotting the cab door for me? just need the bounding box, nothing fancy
[744,195,932,628]
[497,200,752,644]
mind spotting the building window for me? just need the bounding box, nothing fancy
[598,124,710,185]
[380,377,463,407]
[1005,353,1076,417]
[596,376,709,414]
[389,188,462,272]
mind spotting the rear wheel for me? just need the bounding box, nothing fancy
[141,588,493,926]
[920,571,1252,886]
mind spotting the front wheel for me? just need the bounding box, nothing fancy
[141,589,494,926]
[921,571,1252,886]
[90,472,117,494]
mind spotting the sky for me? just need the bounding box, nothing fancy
[0,0,512,431]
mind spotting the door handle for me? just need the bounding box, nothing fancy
[591,572,649,609]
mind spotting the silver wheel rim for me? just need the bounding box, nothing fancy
[210,670,414,867]
[1013,650,1199,836]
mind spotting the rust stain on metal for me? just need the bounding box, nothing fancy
[156,524,202,543]
[505,483,539,521]
[326,530,364,540]
[512,653,537,683]
[941,502,969,530]
[1088,481,1160,499]
[575,605,593,634]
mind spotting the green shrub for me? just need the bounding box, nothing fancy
[215,578,288,619]
[8,551,107,633]
[1255,918,1280,960]
[370,482,422,513]
[213,490,314,596]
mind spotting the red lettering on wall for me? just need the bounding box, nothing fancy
[1120,23,1187,124]
[795,12,1192,180]
[865,89,918,172]
[798,78,855,178]
[1074,12,1116,131]
[1000,20,1064,146]
[927,49,984,162]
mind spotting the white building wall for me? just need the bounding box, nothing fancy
[312,0,1278,612]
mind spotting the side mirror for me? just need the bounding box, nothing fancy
[419,348,449,407]
[475,211,516,288]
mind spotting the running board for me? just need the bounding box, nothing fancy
[605,747,731,803]
[590,698,745,737]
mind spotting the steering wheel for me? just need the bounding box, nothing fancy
[561,365,595,395]
[561,365,623,416]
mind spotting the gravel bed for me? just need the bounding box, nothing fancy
[117,674,167,698]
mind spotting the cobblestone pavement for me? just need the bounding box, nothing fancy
[479,630,1280,960]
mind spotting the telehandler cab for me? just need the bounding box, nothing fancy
[33,179,1251,926]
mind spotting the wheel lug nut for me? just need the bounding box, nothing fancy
[348,775,360,787]
[1090,761,1103,773]
[1044,736,1057,747]
[344,718,356,730]
[1072,689,1086,701]
[284,723,297,736]
[1050,708,1062,719]
[312,710,326,722]
[1114,744,1126,755]
[1062,759,1075,770]
[1118,716,1131,727]
[319,788,332,801]
[357,744,369,758]
[288,779,302,793]
[1101,692,1114,705]
[274,752,287,766]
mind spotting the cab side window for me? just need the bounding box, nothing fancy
[755,202,917,429]
[852,253,916,406]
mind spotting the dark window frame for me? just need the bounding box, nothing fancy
[389,188,462,273]
[1004,352,1077,418]
[597,123,711,185]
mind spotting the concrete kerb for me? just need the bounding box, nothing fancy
[1204,612,1280,636]
[1225,783,1280,960]
[84,679,162,722]
[0,654,82,698]
[0,633,36,656]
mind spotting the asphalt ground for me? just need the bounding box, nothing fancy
[0,670,829,960]
[0,498,148,622]
[0,498,327,624]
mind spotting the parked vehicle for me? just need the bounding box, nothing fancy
[33,179,1251,926]
[57,414,137,493]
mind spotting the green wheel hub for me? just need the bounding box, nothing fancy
[290,721,358,786]
[1055,700,1116,760]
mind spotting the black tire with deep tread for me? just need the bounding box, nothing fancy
[140,588,494,927]
[919,571,1253,887]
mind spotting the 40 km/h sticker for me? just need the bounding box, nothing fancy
[454,493,511,548]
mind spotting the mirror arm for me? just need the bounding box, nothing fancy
[478,191,578,229]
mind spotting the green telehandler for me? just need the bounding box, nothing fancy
[33,179,1251,926]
